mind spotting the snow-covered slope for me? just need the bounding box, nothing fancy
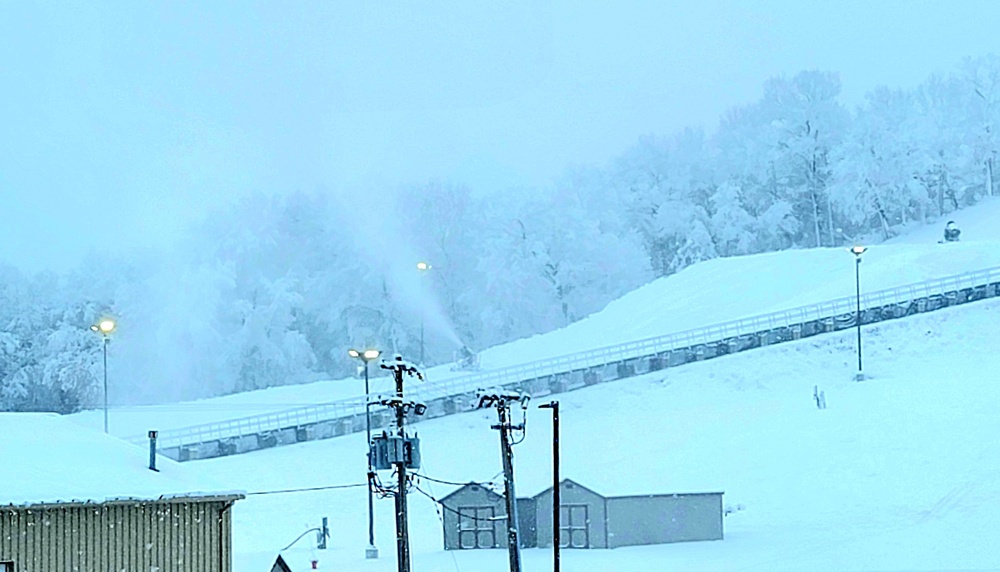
[193,296,1000,571]
[69,198,1000,438]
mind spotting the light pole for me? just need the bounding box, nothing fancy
[416,261,431,365]
[539,401,560,572]
[89,318,116,433]
[849,246,867,381]
[348,347,382,559]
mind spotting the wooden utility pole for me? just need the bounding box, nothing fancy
[479,390,528,572]
[380,356,424,572]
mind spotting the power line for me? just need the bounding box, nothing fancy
[281,527,322,551]
[411,483,505,523]
[247,482,368,496]
[418,461,463,572]
[412,472,497,488]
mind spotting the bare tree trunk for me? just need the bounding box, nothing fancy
[872,193,892,241]
[937,168,946,216]
[988,156,995,197]
[811,191,822,247]
[826,195,836,246]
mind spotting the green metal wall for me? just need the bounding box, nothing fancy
[0,498,235,572]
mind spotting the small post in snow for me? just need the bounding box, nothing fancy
[148,430,159,472]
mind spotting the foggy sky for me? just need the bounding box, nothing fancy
[2,0,997,273]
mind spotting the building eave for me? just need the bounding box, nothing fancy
[0,493,245,511]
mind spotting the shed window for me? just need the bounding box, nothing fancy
[457,506,496,549]
[0,562,12,572]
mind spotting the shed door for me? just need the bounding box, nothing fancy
[560,504,590,548]
[458,506,497,549]
[0,562,11,572]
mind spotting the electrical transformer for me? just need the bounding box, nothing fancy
[370,432,421,470]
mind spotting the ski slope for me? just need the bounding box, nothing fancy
[192,294,1000,571]
[69,198,1000,439]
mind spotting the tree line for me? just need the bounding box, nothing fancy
[2,55,998,411]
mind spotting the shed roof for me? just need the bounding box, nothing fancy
[438,481,502,505]
[529,478,605,500]
[0,413,243,508]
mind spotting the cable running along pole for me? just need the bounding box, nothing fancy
[478,390,529,572]
[364,360,377,558]
[348,347,382,559]
[379,355,424,572]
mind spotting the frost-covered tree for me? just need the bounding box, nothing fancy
[759,71,850,247]
[830,87,933,239]
[612,131,715,275]
[960,55,1000,198]
[8,55,1000,406]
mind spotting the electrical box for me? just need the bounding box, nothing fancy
[370,433,421,470]
[404,435,421,470]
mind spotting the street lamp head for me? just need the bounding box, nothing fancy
[416,261,431,271]
[92,319,116,335]
[348,348,381,363]
[849,245,868,257]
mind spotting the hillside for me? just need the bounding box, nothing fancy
[69,197,1000,438]
[194,295,1000,571]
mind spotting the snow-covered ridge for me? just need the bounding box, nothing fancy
[138,262,1000,453]
[69,198,1000,438]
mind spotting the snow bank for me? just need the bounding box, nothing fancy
[0,413,239,507]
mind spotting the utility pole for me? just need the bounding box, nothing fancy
[478,389,529,572]
[539,401,560,572]
[379,355,424,572]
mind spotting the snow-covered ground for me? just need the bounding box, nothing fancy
[69,197,1000,439]
[195,295,1000,571]
[59,200,1000,569]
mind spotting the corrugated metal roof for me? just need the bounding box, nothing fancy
[0,413,243,507]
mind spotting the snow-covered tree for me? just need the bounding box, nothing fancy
[830,87,933,239]
[759,71,850,247]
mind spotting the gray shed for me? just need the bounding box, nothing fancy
[532,480,724,549]
[439,483,506,550]
[533,479,609,548]
[440,477,724,551]
[605,492,724,547]
[439,483,538,550]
